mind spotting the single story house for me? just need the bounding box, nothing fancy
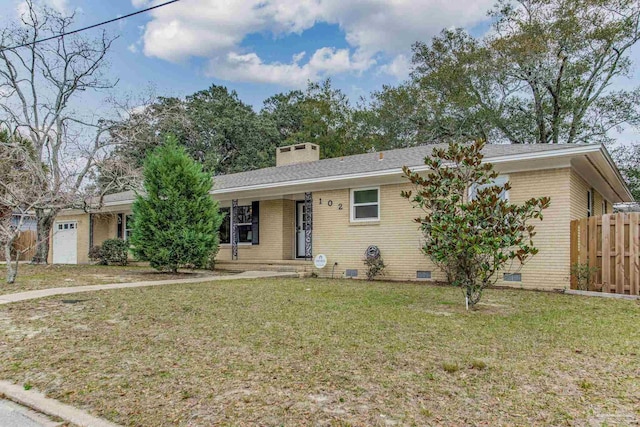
[49,142,633,290]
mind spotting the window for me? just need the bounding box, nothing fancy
[587,189,594,217]
[469,175,510,201]
[236,205,253,243]
[351,187,380,221]
[220,207,231,244]
[124,215,133,240]
[220,205,256,244]
[602,200,608,215]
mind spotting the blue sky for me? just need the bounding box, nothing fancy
[0,0,497,109]
[0,0,639,144]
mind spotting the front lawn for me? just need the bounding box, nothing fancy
[0,278,638,426]
[1,264,218,293]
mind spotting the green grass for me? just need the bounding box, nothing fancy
[1,264,217,293]
[0,277,638,426]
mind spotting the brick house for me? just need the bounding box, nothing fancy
[49,142,632,290]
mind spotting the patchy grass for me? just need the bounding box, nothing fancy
[0,264,218,293]
[0,278,639,426]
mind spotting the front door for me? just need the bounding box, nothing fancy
[296,201,307,258]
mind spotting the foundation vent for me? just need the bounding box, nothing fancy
[503,273,522,282]
[345,269,358,278]
[416,270,432,279]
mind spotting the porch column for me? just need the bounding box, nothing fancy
[304,192,313,260]
[232,199,239,260]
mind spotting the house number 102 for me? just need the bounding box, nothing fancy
[318,199,343,210]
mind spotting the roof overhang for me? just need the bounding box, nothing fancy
[210,144,633,203]
[90,144,634,206]
[571,146,633,203]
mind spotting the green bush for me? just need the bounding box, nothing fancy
[100,239,130,266]
[130,137,223,272]
[363,256,386,280]
[570,262,600,291]
[88,245,105,264]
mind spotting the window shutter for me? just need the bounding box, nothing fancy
[251,201,259,245]
[117,213,123,239]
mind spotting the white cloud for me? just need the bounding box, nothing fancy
[379,54,412,80]
[127,43,138,53]
[206,47,371,86]
[133,0,493,86]
[16,0,70,14]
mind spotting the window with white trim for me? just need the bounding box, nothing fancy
[236,205,253,243]
[469,175,510,201]
[587,189,594,217]
[351,187,380,221]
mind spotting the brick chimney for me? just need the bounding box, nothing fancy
[276,143,320,167]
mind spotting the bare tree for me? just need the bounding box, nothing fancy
[0,127,47,283]
[0,0,122,263]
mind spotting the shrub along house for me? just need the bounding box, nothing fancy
[49,142,632,290]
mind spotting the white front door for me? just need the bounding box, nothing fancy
[296,202,306,258]
[53,221,78,264]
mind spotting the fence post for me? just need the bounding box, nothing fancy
[588,216,597,290]
[602,214,611,293]
[615,213,625,294]
[570,220,578,290]
[630,213,639,296]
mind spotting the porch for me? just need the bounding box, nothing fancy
[216,193,314,263]
[214,259,314,276]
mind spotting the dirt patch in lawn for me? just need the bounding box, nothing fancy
[0,264,220,294]
[0,279,638,426]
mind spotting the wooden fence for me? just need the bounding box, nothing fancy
[570,213,639,295]
[11,230,37,261]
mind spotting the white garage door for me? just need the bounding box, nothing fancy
[53,221,78,264]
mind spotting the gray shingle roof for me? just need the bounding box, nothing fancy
[101,143,584,203]
[212,143,581,190]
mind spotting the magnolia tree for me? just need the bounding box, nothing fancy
[401,141,550,308]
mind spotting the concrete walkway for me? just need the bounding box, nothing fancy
[0,398,61,427]
[0,270,299,305]
[0,381,118,427]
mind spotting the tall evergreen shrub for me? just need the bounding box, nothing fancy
[130,137,223,272]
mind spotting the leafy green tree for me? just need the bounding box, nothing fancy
[262,80,358,158]
[402,141,550,308]
[354,84,423,151]
[130,138,223,272]
[406,0,640,144]
[612,142,640,201]
[186,85,276,173]
[109,85,276,186]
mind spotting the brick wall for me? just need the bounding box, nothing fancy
[312,168,574,290]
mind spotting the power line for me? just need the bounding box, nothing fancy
[0,0,181,53]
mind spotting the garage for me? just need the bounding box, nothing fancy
[53,221,78,264]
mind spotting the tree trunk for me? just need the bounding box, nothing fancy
[31,208,55,264]
[4,239,18,284]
